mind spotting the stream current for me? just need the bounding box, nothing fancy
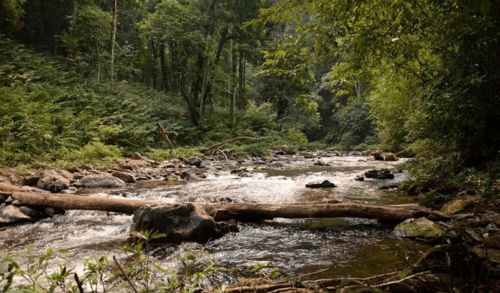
[0,155,429,285]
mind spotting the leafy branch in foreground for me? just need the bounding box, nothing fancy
[0,231,231,292]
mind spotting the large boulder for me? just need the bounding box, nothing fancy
[37,170,70,193]
[306,180,337,189]
[394,217,444,238]
[131,204,223,243]
[440,196,478,215]
[365,169,395,180]
[0,205,31,223]
[382,152,399,161]
[112,171,136,183]
[80,174,126,188]
[373,151,384,161]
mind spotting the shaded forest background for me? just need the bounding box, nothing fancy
[0,0,499,199]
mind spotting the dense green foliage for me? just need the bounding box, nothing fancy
[255,0,500,196]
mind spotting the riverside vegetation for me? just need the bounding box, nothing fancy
[1,0,500,291]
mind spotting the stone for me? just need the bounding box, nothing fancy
[182,157,202,167]
[365,169,395,180]
[306,180,337,189]
[37,170,70,193]
[355,175,365,181]
[180,171,201,181]
[18,206,45,219]
[440,196,478,215]
[112,171,136,183]
[0,205,31,222]
[373,151,384,161]
[43,207,64,217]
[382,152,399,161]
[60,187,78,194]
[314,159,331,166]
[394,217,444,238]
[21,174,39,186]
[131,204,224,243]
[79,174,126,188]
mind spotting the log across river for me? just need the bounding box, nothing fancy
[11,192,447,223]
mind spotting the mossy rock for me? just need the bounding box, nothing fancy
[440,196,478,215]
[394,217,444,238]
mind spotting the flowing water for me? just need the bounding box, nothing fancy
[0,156,429,286]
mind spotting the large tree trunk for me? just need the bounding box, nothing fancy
[110,0,117,81]
[159,42,169,91]
[10,192,447,223]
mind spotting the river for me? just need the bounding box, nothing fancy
[0,155,429,289]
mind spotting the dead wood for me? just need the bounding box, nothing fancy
[10,192,448,223]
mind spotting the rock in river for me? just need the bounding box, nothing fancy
[37,170,70,193]
[0,205,31,223]
[111,171,136,183]
[131,204,224,243]
[364,169,395,180]
[80,174,126,188]
[394,217,444,238]
[306,180,337,189]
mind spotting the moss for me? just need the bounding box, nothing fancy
[394,217,444,238]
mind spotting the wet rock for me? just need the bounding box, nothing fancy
[199,160,210,168]
[21,174,39,186]
[131,204,223,243]
[373,151,384,161]
[180,171,201,181]
[365,169,395,180]
[79,174,126,188]
[182,157,202,167]
[394,217,444,238]
[314,159,331,166]
[111,171,136,183]
[382,152,399,161]
[230,168,251,177]
[18,206,45,219]
[37,170,70,193]
[440,196,478,215]
[379,184,399,190]
[306,180,337,189]
[43,207,65,217]
[355,175,365,181]
[0,205,31,223]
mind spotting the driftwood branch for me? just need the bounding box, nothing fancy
[155,122,173,149]
[10,192,448,223]
[223,270,442,292]
[113,256,139,293]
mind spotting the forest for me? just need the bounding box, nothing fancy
[0,0,499,292]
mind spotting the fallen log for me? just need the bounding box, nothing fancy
[10,192,448,222]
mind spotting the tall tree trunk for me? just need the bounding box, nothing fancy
[201,26,228,108]
[238,48,246,105]
[159,42,169,91]
[230,40,238,128]
[150,39,157,88]
[110,0,117,82]
[96,44,101,83]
